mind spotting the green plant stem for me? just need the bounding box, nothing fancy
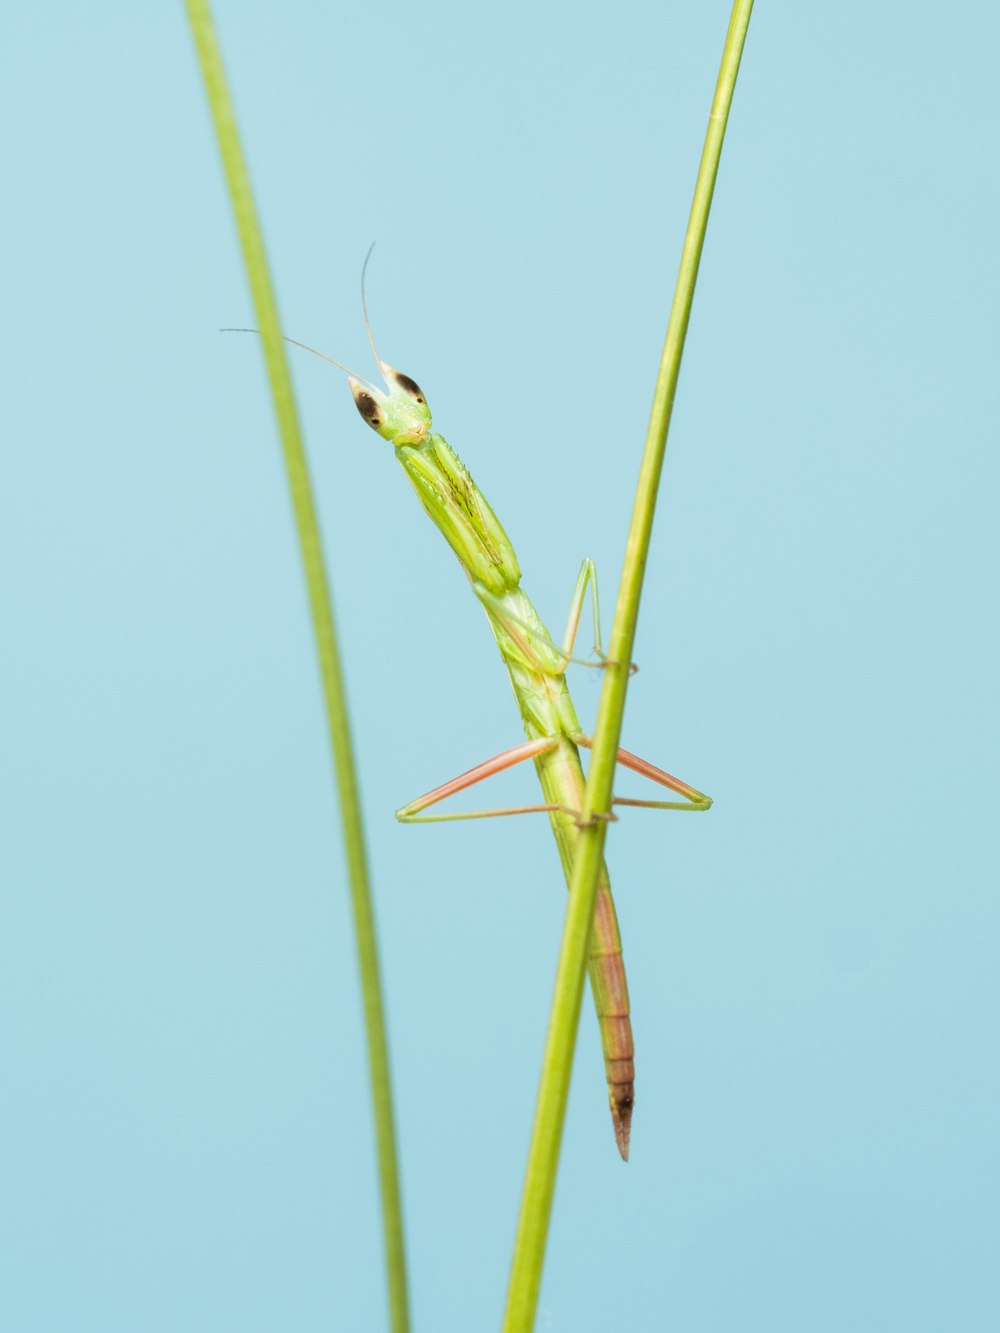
[184,5,409,1331]
[502,3,754,1328]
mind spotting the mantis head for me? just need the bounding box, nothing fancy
[221,252,433,446]
[349,364,433,447]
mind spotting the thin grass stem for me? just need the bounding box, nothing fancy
[184,5,409,1330]
[502,4,755,1328]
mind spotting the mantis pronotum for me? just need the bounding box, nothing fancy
[231,285,712,1158]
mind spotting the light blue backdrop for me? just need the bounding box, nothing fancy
[2,4,996,1330]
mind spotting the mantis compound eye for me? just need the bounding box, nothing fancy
[352,387,384,430]
[390,370,426,405]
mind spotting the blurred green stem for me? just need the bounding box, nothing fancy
[184,4,409,1330]
[502,3,754,1329]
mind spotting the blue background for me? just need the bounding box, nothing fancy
[2,4,997,1330]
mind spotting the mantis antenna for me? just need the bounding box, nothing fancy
[223,244,388,395]
[360,241,385,375]
[219,327,381,397]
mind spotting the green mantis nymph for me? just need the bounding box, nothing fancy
[339,312,713,1161]
[237,300,712,1158]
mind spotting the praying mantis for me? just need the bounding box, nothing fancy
[232,281,712,1159]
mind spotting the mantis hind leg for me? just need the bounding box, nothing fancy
[573,734,713,811]
[396,736,573,823]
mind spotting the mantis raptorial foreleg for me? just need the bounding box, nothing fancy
[472,584,599,675]
[472,559,636,677]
